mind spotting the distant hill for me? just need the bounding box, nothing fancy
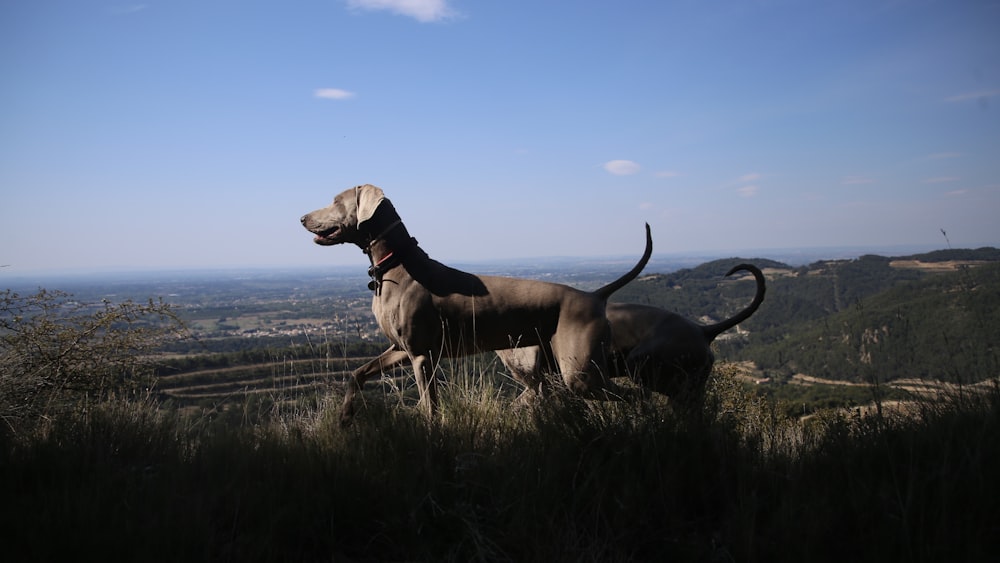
[896,246,1000,262]
[738,261,998,383]
[615,248,1000,384]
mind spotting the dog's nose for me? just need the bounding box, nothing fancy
[300,215,308,225]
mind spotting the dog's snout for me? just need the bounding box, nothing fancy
[300,215,308,225]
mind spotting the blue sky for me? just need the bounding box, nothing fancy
[2,0,998,274]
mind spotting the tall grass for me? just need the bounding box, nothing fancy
[3,365,998,562]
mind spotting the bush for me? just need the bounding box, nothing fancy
[0,288,184,432]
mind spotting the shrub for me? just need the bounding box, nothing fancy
[0,288,184,433]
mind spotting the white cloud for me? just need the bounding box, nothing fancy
[739,172,761,182]
[737,185,759,198]
[945,189,969,197]
[923,177,960,184]
[842,176,874,185]
[315,88,356,100]
[945,89,1000,102]
[639,202,655,210]
[603,160,641,176]
[346,0,456,23]
[109,4,147,15]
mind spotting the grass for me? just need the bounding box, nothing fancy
[3,367,998,563]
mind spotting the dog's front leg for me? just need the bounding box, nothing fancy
[341,346,410,426]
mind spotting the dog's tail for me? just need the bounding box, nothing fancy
[702,264,766,341]
[593,223,653,301]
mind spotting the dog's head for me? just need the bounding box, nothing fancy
[300,184,386,246]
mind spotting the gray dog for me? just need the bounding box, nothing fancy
[497,264,766,409]
[301,184,652,424]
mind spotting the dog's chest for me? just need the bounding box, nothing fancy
[370,294,398,336]
[369,281,427,342]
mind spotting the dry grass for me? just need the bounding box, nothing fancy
[6,363,998,562]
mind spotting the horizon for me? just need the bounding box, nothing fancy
[3,240,992,285]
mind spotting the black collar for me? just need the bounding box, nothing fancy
[364,236,418,294]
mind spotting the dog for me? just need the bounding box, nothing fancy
[497,264,766,409]
[301,184,652,424]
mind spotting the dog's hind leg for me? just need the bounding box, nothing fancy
[411,353,439,420]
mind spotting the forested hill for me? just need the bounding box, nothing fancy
[896,246,1000,262]
[615,247,1000,384]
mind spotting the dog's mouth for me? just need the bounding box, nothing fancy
[312,226,342,246]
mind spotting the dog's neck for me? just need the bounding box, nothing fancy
[360,200,419,293]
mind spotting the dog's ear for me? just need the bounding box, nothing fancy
[356,184,386,227]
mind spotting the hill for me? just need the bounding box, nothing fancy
[616,248,1000,384]
[735,261,999,383]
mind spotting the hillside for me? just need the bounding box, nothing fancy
[734,261,999,383]
[617,248,1000,384]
